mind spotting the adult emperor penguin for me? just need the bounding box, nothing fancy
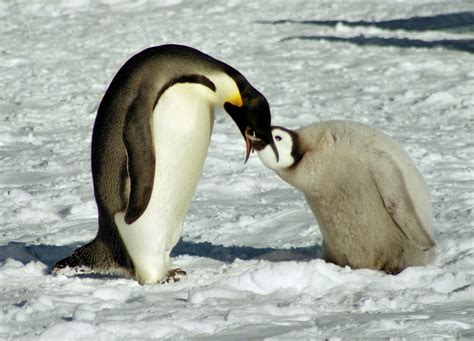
[251,120,436,274]
[53,44,276,284]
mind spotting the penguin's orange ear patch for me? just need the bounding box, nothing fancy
[228,92,243,107]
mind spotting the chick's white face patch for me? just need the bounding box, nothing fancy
[258,128,295,170]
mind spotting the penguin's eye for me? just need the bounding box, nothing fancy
[275,135,282,142]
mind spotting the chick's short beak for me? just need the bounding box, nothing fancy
[260,128,279,163]
[243,128,279,164]
[270,140,279,162]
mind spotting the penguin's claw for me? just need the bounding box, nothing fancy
[161,268,187,284]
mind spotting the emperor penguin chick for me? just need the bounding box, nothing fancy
[253,120,436,274]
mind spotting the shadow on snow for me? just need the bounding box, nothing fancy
[258,12,474,53]
[282,35,474,53]
[0,240,322,273]
[258,12,474,33]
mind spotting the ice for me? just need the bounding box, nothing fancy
[39,322,108,340]
[92,286,132,302]
[424,91,458,105]
[73,305,96,321]
[1,0,473,339]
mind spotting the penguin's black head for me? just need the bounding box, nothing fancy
[224,88,278,163]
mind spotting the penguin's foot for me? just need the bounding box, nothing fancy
[53,253,131,279]
[52,253,94,276]
[52,263,94,276]
[161,268,187,284]
[52,241,132,279]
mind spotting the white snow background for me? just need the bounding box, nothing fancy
[1,0,473,339]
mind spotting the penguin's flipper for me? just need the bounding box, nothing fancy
[123,92,156,225]
[370,152,435,251]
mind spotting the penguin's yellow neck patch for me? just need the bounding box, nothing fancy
[227,92,243,107]
[207,72,243,108]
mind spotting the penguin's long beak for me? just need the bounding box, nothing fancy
[224,101,277,163]
[244,128,255,164]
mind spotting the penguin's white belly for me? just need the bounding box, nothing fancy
[115,83,215,284]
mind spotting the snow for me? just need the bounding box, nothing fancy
[1,0,473,339]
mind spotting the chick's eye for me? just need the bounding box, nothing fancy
[275,135,282,142]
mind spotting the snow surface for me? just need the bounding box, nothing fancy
[1,0,473,339]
